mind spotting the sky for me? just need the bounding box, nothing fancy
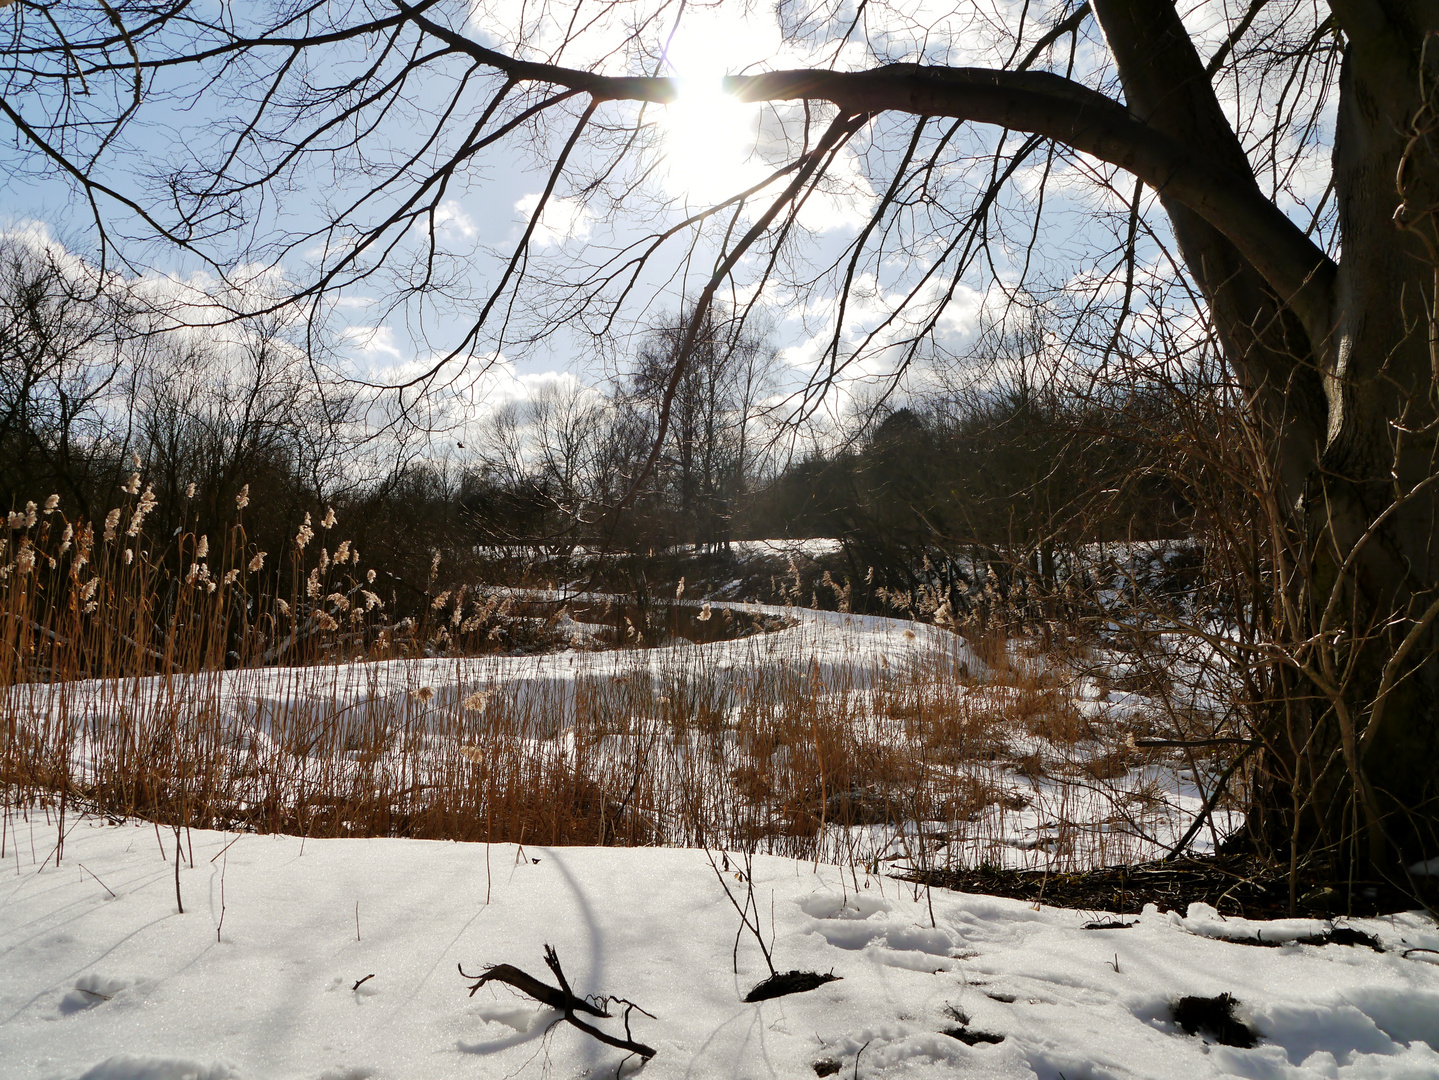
[0,0,1339,457]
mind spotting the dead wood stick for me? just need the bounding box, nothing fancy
[460,945,656,1059]
[464,961,608,1016]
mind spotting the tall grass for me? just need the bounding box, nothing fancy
[2,491,1233,872]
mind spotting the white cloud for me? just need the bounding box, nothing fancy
[514,193,595,246]
[340,325,406,362]
[433,200,479,240]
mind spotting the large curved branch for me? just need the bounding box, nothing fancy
[384,17,1337,348]
[392,0,677,103]
[724,64,1335,346]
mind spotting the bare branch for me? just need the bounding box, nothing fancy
[461,947,657,1060]
[724,65,1334,342]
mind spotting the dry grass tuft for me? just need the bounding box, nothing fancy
[2,491,1239,873]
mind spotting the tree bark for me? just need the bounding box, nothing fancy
[1314,3,1439,872]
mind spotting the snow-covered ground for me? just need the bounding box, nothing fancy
[471,538,844,562]
[2,816,1437,1080]
[8,602,1237,869]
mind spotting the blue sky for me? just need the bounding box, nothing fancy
[1,0,1337,452]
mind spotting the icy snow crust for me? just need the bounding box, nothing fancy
[2,821,1437,1080]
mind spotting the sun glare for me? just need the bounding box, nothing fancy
[659,70,764,204]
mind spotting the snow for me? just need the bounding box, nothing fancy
[19,602,970,723]
[7,600,1245,870]
[470,538,843,563]
[3,815,1438,1080]
[722,538,844,560]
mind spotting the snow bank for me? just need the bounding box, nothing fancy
[3,816,1437,1079]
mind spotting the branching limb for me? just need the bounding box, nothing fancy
[460,945,656,1060]
[704,847,776,977]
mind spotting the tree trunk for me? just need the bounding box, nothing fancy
[1310,13,1439,875]
[1096,0,1439,880]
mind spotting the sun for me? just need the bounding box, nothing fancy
[658,60,765,204]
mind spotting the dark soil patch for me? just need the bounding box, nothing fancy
[1172,993,1257,1048]
[896,853,1426,918]
[1323,926,1384,950]
[1224,925,1383,951]
[824,786,911,826]
[812,1059,841,1077]
[941,1027,1005,1045]
[744,970,841,1003]
[567,599,791,646]
[1082,920,1136,930]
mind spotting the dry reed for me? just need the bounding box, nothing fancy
[2,492,1235,874]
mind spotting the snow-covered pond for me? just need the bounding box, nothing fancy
[7,602,1242,871]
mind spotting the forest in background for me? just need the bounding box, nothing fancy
[2,236,1205,622]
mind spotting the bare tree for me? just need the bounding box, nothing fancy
[628,306,778,549]
[130,313,362,536]
[0,238,138,515]
[469,379,606,551]
[5,0,1439,882]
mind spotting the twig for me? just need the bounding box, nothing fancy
[460,945,656,1059]
[77,862,116,898]
[208,833,243,863]
[353,973,376,990]
[217,851,227,943]
[173,826,184,915]
[704,847,776,977]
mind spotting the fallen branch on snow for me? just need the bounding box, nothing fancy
[460,945,656,1059]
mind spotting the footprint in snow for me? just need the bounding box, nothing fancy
[826,1024,997,1072]
[59,974,132,1015]
[73,1053,240,1080]
[799,894,893,921]
[800,892,959,964]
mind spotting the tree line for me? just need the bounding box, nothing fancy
[4,233,1197,607]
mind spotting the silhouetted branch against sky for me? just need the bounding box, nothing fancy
[1,1,1341,430]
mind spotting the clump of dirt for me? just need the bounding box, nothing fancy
[939,1004,1005,1045]
[941,1026,1005,1045]
[1221,925,1383,950]
[743,970,841,1002]
[1172,993,1257,1048]
[1322,926,1384,950]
